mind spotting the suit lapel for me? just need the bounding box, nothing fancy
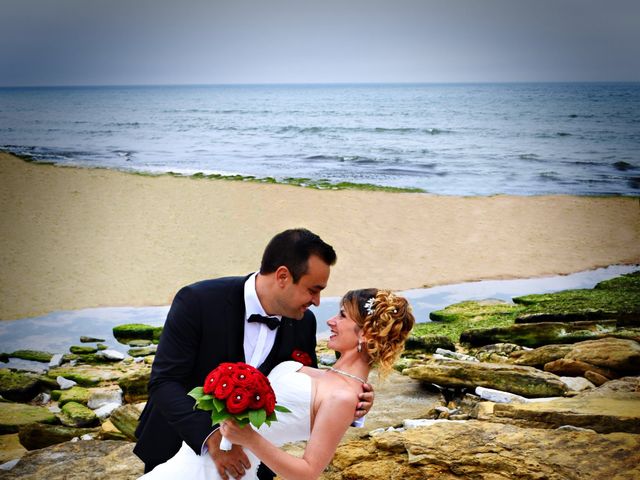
[258,316,295,374]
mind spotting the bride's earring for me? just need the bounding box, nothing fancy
[357,341,362,353]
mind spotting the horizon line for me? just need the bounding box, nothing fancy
[1,80,640,89]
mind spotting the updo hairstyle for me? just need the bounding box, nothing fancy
[341,288,415,378]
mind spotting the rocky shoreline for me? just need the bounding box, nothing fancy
[1,271,639,479]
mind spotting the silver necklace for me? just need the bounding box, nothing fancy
[329,367,367,384]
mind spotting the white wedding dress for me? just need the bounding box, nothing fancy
[140,361,312,480]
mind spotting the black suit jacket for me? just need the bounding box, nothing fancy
[134,274,318,468]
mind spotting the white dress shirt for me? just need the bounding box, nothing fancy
[243,272,281,367]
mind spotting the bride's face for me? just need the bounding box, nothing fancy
[326,307,361,353]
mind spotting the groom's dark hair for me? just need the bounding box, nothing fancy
[260,228,336,283]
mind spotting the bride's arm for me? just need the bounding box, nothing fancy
[221,390,357,480]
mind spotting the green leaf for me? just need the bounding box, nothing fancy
[235,411,250,421]
[249,409,267,429]
[212,398,225,412]
[197,397,214,411]
[211,409,231,425]
[274,405,291,413]
[266,412,277,422]
[188,386,204,400]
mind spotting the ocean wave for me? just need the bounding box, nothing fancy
[276,125,451,135]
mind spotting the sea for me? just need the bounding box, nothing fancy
[1,82,639,196]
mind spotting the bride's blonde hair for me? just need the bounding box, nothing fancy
[341,288,414,378]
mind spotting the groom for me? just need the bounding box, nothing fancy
[134,228,372,479]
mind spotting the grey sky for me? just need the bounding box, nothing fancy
[1,0,639,86]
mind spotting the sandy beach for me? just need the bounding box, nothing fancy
[1,151,639,320]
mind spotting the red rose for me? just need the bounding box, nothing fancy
[248,390,266,410]
[226,387,251,414]
[218,363,239,375]
[263,391,276,415]
[292,349,312,367]
[213,375,234,399]
[203,368,222,395]
[232,369,258,388]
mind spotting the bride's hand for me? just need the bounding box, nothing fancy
[355,382,375,419]
[220,419,257,447]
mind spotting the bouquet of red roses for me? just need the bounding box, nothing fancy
[188,362,290,450]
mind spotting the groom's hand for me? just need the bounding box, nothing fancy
[206,429,251,480]
[355,382,374,419]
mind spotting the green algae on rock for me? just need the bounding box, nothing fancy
[0,369,43,402]
[112,323,163,343]
[9,350,54,363]
[58,386,91,407]
[58,401,98,428]
[0,402,57,433]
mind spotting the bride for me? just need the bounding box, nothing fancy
[140,288,414,480]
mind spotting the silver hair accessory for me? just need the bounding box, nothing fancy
[364,297,376,315]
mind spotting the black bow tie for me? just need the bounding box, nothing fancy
[247,313,281,330]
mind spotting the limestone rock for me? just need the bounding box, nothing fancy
[56,376,76,390]
[117,368,150,403]
[58,386,91,407]
[80,336,105,343]
[0,403,57,434]
[404,334,455,353]
[585,370,610,386]
[558,376,595,392]
[113,323,162,342]
[0,369,42,402]
[69,346,97,355]
[18,423,100,450]
[404,358,568,398]
[492,391,640,433]
[0,434,27,464]
[324,421,640,480]
[49,364,123,386]
[460,320,618,348]
[87,386,123,409]
[0,440,144,479]
[95,349,126,361]
[543,358,617,379]
[565,337,640,374]
[99,419,128,441]
[58,402,98,428]
[127,345,157,357]
[9,350,53,363]
[109,404,143,441]
[512,344,574,367]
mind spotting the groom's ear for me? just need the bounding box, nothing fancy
[275,266,292,287]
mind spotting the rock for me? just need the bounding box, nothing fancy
[429,299,520,322]
[475,386,528,404]
[0,440,144,479]
[69,346,97,355]
[117,368,150,403]
[58,386,91,407]
[559,376,595,392]
[80,336,105,343]
[405,358,568,398]
[48,354,63,368]
[32,392,51,405]
[493,391,640,434]
[318,353,337,366]
[127,339,152,347]
[99,419,129,440]
[9,350,53,363]
[0,403,57,433]
[17,423,100,450]
[94,402,121,420]
[109,404,143,441]
[56,375,77,390]
[405,335,455,353]
[434,348,478,362]
[514,311,613,323]
[113,323,162,342]
[58,402,98,428]
[49,364,123,386]
[460,320,618,348]
[127,345,157,357]
[324,421,640,480]
[565,337,640,374]
[0,369,42,402]
[585,370,610,386]
[511,343,574,367]
[0,434,27,464]
[543,358,616,379]
[87,386,123,409]
[95,349,126,361]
